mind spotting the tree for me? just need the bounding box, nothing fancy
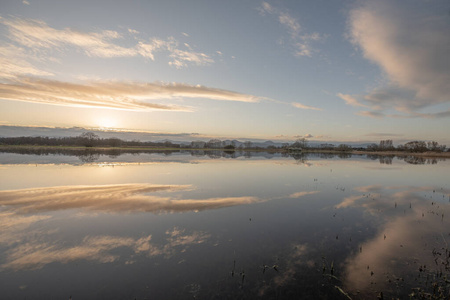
[336,144,352,151]
[244,141,253,149]
[379,139,394,150]
[79,132,99,147]
[367,143,379,151]
[206,139,222,149]
[427,141,446,152]
[403,141,427,153]
[108,137,122,147]
[291,138,308,149]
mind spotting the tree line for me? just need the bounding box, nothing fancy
[366,139,447,153]
[0,132,181,148]
[0,134,447,153]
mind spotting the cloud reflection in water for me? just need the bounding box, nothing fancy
[336,185,450,294]
[0,184,261,214]
[0,183,260,271]
[2,227,210,271]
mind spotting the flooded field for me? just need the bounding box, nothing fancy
[0,150,449,299]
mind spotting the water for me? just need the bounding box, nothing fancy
[0,150,449,299]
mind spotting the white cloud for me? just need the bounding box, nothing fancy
[292,102,322,111]
[346,0,450,117]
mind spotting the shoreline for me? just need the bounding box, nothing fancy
[0,145,449,158]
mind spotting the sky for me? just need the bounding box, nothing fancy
[0,0,449,144]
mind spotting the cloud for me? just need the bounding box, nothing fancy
[128,28,139,35]
[168,48,214,69]
[0,76,262,111]
[390,109,450,119]
[0,17,255,111]
[0,17,213,68]
[292,102,322,111]
[356,111,385,119]
[278,12,301,37]
[337,93,367,108]
[0,45,54,79]
[293,134,313,139]
[346,0,450,116]
[0,184,262,214]
[259,2,324,57]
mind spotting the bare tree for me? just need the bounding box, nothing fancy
[291,138,308,149]
[79,132,99,147]
[379,139,394,150]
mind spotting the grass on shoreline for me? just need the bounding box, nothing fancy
[1,144,449,158]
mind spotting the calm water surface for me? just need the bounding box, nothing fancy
[0,151,449,299]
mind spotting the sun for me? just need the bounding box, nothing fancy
[97,117,117,129]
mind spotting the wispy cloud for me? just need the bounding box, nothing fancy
[337,93,367,108]
[0,76,262,111]
[0,17,213,68]
[292,102,322,111]
[0,17,263,111]
[345,0,450,117]
[0,45,54,79]
[259,2,325,57]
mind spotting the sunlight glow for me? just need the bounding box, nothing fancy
[97,117,117,129]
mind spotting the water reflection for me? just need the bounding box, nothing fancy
[367,154,446,165]
[1,148,446,165]
[0,184,261,214]
[336,185,450,298]
[0,153,449,299]
[2,227,210,271]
